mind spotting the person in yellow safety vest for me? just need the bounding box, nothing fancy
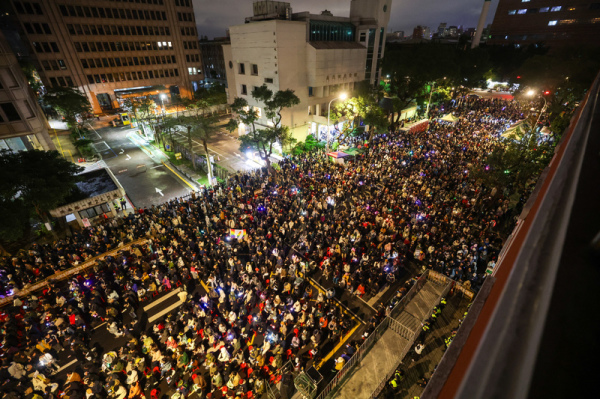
[422,322,430,333]
[389,378,398,389]
[440,297,447,306]
[333,356,345,372]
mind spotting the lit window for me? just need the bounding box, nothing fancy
[551,6,561,11]
[168,42,172,48]
[558,19,576,24]
[540,7,549,12]
[592,17,600,23]
[568,7,575,11]
[157,42,162,47]
[548,20,558,25]
[162,42,167,47]
[522,0,530,2]
[517,9,527,14]
[188,67,193,75]
[508,9,516,15]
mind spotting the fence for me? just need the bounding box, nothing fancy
[368,274,453,399]
[313,271,431,399]
[369,319,421,399]
[265,359,294,399]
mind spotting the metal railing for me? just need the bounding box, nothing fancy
[367,274,453,399]
[265,359,294,399]
[313,271,431,399]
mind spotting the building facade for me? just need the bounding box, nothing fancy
[488,0,600,47]
[9,0,204,114]
[0,31,55,152]
[199,38,229,86]
[223,0,392,142]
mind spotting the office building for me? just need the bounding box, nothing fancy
[488,0,600,47]
[199,37,230,86]
[9,0,204,114]
[223,0,392,141]
[413,25,431,39]
[437,22,447,37]
[0,31,55,152]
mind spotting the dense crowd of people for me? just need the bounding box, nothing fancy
[0,97,524,399]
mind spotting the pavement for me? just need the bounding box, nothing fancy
[86,119,194,209]
[380,294,470,399]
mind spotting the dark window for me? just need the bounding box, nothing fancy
[83,6,91,17]
[24,23,34,34]
[174,68,178,76]
[75,24,83,35]
[81,59,89,68]
[118,26,125,35]
[15,2,26,14]
[42,60,51,70]
[49,60,58,70]
[42,42,51,52]
[57,77,66,86]
[0,103,21,121]
[49,77,58,87]
[24,3,34,14]
[75,6,84,17]
[251,64,258,75]
[241,84,247,95]
[90,25,97,35]
[115,58,121,66]
[33,23,42,34]
[87,75,94,84]
[89,42,97,52]
[98,8,106,18]
[102,58,109,67]
[82,42,90,52]
[74,42,82,52]
[91,7,99,18]
[51,42,59,52]
[32,41,42,52]
[94,74,101,83]
[98,26,105,35]
[66,76,74,86]
[58,59,67,69]
[42,23,52,34]
[265,78,274,84]
[33,3,42,15]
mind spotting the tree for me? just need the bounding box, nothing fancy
[332,95,388,148]
[472,127,554,198]
[160,116,180,151]
[230,85,300,171]
[0,150,83,251]
[179,114,219,184]
[43,87,92,135]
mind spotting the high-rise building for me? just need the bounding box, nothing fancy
[413,25,431,39]
[199,37,230,87]
[0,31,55,152]
[223,0,392,141]
[8,0,204,113]
[437,22,448,37]
[488,0,600,47]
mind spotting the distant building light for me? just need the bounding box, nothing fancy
[548,20,558,26]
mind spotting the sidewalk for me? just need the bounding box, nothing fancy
[378,295,470,399]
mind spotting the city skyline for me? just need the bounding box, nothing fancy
[192,0,500,38]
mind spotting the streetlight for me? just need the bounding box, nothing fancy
[526,90,547,131]
[425,77,445,118]
[326,92,347,153]
[160,94,167,117]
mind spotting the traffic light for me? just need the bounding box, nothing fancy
[543,91,550,95]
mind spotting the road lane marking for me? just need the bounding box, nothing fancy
[150,165,164,169]
[55,359,77,374]
[93,322,107,330]
[143,287,182,311]
[160,161,196,190]
[148,300,183,323]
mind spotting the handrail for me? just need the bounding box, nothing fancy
[428,72,600,399]
[314,271,431,399]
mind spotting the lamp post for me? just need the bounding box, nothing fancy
[160,94,167,118]
[526,90,548,132]
[425,82,435,118]
[326,92,347,153]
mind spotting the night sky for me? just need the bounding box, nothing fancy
[192,0,499,39]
